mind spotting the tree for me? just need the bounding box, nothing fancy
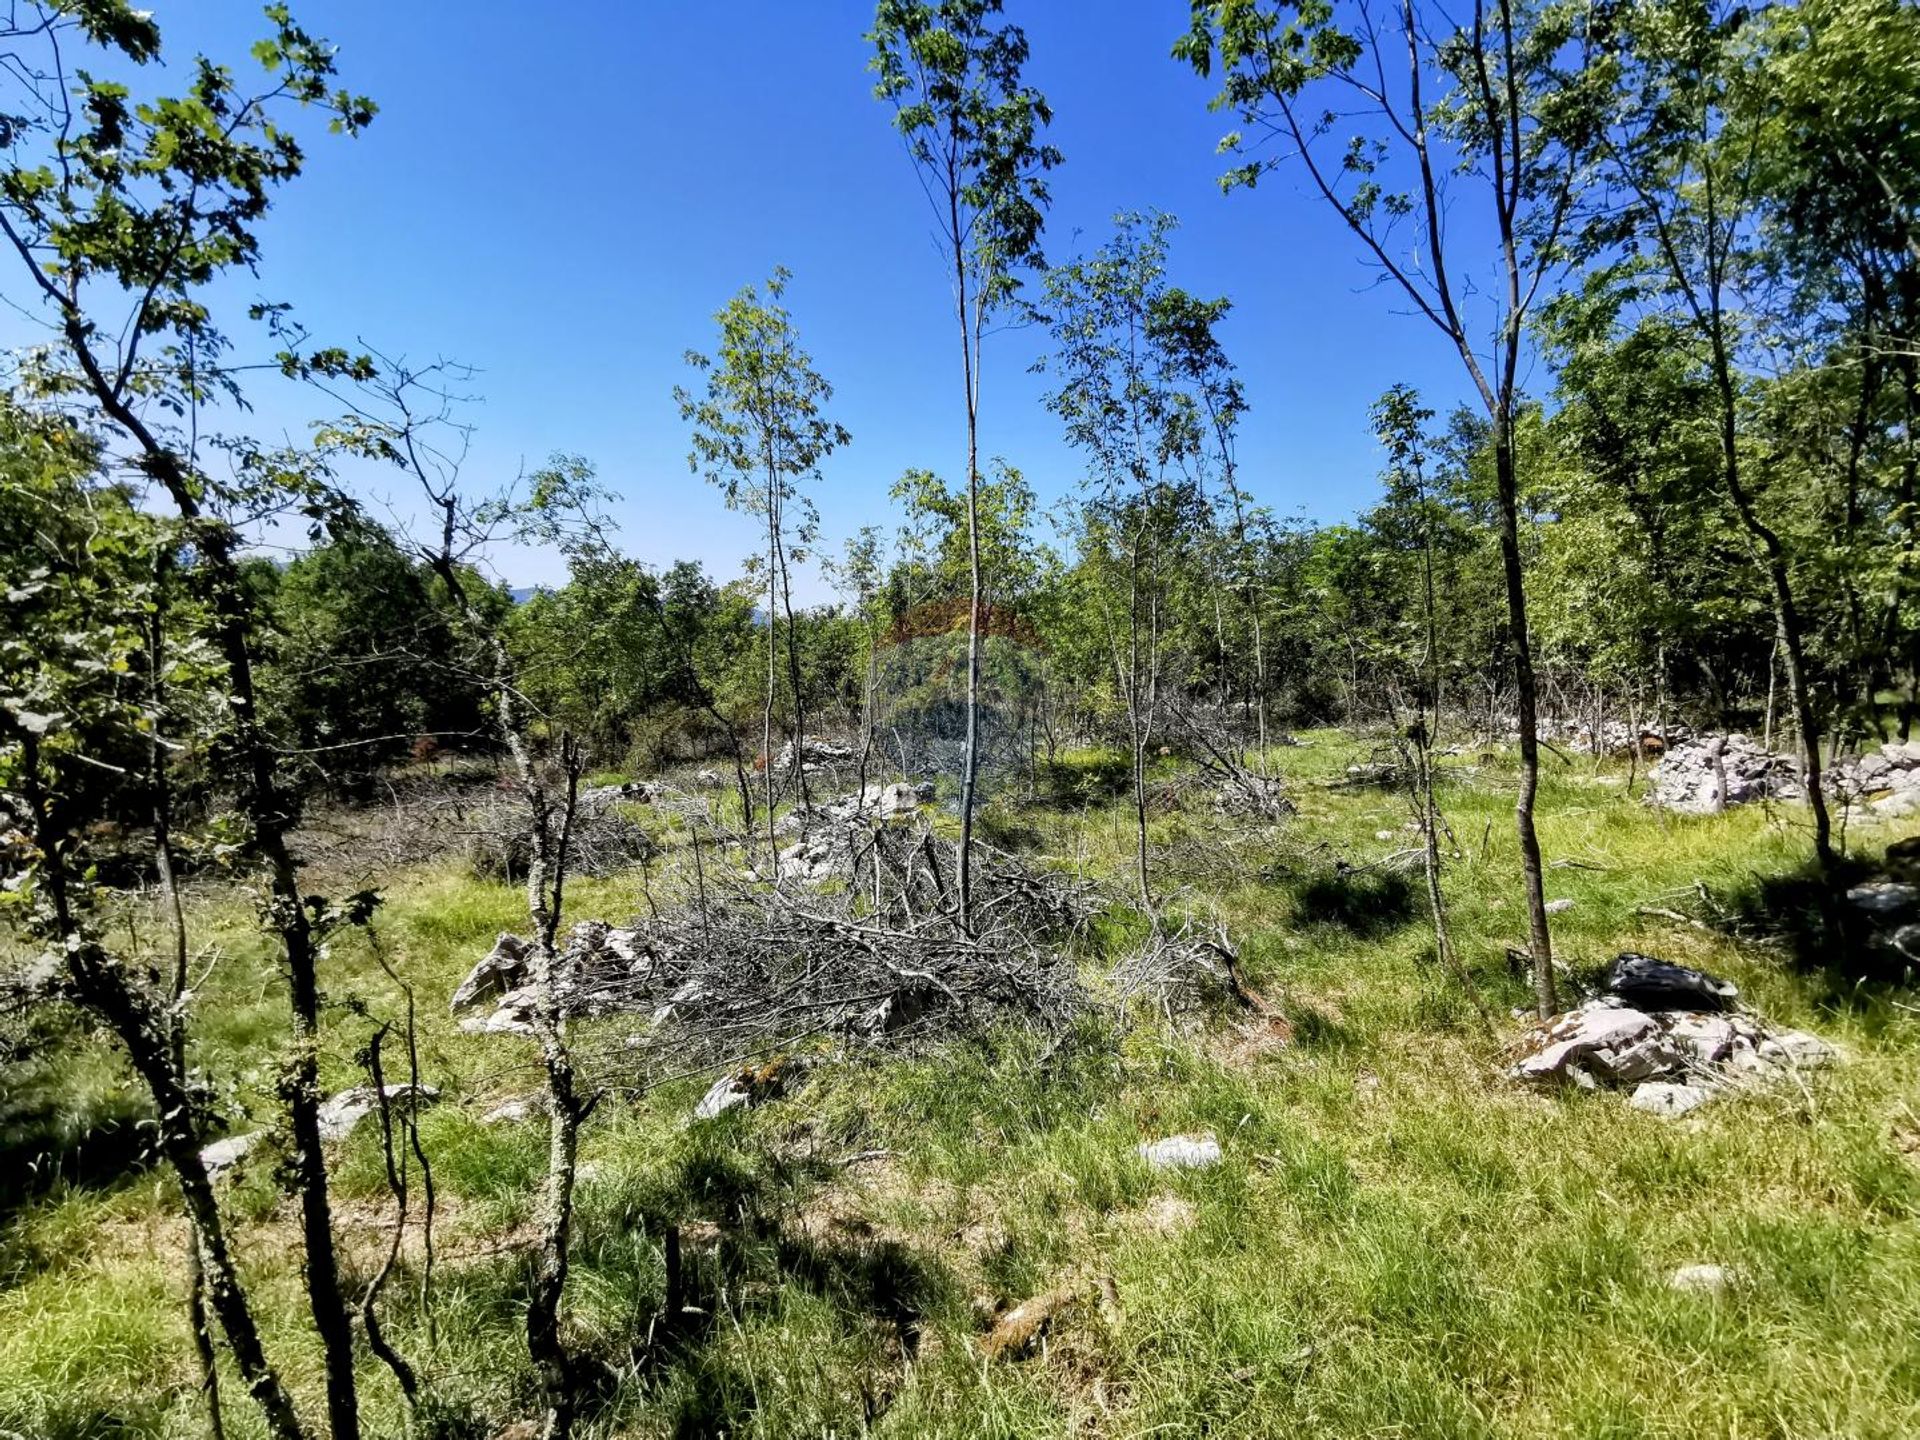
[1039,212,1214,909]
[0,401,309,1440]
[1371,385,1491,1028]
[1588,0,1841,873]
[870,0,1059,929]
[0,5,376,1432]
[677,269,849,871]
[1177,0,1605,1015]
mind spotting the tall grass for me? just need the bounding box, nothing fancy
[3,730,1918,1436]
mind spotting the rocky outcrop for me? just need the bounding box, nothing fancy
[449,932,530,1012]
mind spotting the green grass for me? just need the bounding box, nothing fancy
[4,730,1920,1437]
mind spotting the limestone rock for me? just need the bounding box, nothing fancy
[316,1083,439,1143]
[481,1094,546,1126]
[1756,1029,1838,1068]
[1846,880,1920,923]
[450,933,529,1012]
[199,1131,264,1176]
[1138,1133,1222,1171]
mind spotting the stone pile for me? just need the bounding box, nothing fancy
[772,737,858,774]
[1647,735,1808,813]
[1649,733,1920,820]
[1510,953,1836,1116]
[1836,741,1920,820]
[449,920,655,1037]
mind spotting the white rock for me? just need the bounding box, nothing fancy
[693,1073,753,1120]
[1630,1082,1714,1118]
[1138,1133,1222,1171]
[200,1132,264,1175]
[1661,1012,1737,1066]
[1846,880,1920,920]
[1512,1004,1659,1081]
[481,1095,546,1125]
[1544,897,1575,915]
[1756,1029,1838,1068]
[316,1084,439,1143]
[1667,1262,1733,1295]
[450,933,530,1012]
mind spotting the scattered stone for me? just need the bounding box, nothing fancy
[691,1057,809,1120]
[1138,1133,1222,1171]
[199,1131,264,1176]
[1756,1030,1838,1068]
[773,737,858,773]
[579,779,660,809]
[1604,953,1738,1012]
[1667,1262,1733,1295]
[1375,829,1395,841]
[316,1084,439,1143]
[693,1072,753,1120]
[1846,880,1920,923]
[1545,898,1575,915]
[480,1095,546,1126]
[450,932,531,1013]
[1630,1081,1714,1118]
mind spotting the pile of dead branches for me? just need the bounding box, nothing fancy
[455,817,1102,1093]
[1109,919,1274,1024]
[1163,698,1293,822]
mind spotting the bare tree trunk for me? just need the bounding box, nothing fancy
[1494,428,1558,1017]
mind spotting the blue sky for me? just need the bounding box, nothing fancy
[15,1,1532,599]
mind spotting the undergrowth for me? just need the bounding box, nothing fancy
[4,731,1919,1437]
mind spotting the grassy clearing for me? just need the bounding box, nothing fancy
[4,730,1919,1437]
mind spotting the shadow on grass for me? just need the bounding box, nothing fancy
[1710,854,1918,1007]
[0,1014,155,1225]
[1038,751,1132,806]
[1286,866,1418,939]
[549,1129,955,1438]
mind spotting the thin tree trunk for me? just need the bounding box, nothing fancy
[1494,426,1557,1017]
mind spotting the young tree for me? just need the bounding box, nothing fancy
[1177,0,1604,1015]
[0,407,310,1440]
[677,270,849,871]
[1371,386,1491,1029]
[870,0,1059,929]
[1589,0,1841,873]
[1039,213,1211,909]
[0,5,376,1431]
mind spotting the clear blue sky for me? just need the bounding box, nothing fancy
[33,1,1531,600]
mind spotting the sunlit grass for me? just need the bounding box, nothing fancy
[4,731,1919,1437]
